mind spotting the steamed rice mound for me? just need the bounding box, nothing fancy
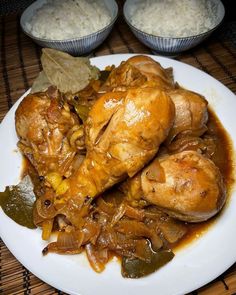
[130,0,219,38]
[26,0,111,40]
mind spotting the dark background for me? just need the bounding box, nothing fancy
[221,0,235,21]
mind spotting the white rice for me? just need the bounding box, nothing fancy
[26,0,111,40]
[129,0,219,37]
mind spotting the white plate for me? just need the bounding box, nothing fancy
[0,54,236,295]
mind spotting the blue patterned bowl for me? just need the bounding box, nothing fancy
[123,0,225,56]
[20,0,118,56]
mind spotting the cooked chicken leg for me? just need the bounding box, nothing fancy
[124,151,226,222]
[166,87,208,143]
[15,90,81,177]
[104,55,174,92]
[127,55,174,89]
[56,87,175,222]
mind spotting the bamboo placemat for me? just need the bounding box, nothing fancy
[1,10,236,295]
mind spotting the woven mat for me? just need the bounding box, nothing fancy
[1,9,236,295]
[0,0,35,16]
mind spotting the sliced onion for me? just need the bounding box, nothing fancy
[115,220,150,237]
[144,207,164,220]
[57,230,84,249]
[144,207,187,244]
[60,196,92,228]
[44,230,84,255]
[85,244,106,273]
[115,220,163,251]
[97,227,118,249]
[124,205,145,221]
[110,203,126,226]
[133,239,153,262]
[82,219,101,244]
[158,218,187,244]
[96,198,115,215]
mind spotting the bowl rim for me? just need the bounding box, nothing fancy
[123,0,225,40]
[20,0,118,43]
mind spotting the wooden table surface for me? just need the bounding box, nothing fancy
[0,6,236,295]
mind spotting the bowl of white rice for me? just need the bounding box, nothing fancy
[124,0,225,55]
[20,0,118,55]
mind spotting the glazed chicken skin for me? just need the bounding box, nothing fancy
[124,151,226,223]
[105,57,208,144]
[55,87,175,222]
[165,87,208,143]
[104,55,174,92]
[15,90,82,177]
[127,55,174,89]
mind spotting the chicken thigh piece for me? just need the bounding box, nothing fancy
[127,55,174,89]
[56,87,175,219]
[102,61,147,92]
[104,55,174,91]
[125,151,226,222]
[166,88,208,143]
[15,90,81,177]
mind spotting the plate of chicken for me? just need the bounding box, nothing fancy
[0,52,235,295]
